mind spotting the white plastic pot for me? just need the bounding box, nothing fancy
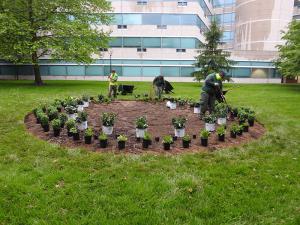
[136,128,146,138]
[170,102,177,110]
[78,121,88,131]
[175,128,185,137]
[166,101,171,108]
[102,125,113,135]
[68,113,77,120]
[217,118,227,125]
[77,105,84,112]
[194,107,200,114]
[205,123,215,132]
[83,101,89,108]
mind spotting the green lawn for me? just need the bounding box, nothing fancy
[0,80,299,225]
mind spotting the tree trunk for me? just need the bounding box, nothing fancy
[32,52,43,86]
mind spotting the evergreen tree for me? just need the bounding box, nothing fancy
[275,20,300,79]
[0,0,112,85]
[193,20,234,81]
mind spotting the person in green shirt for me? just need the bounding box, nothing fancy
[108,70,118,99]
[200,71,225,118]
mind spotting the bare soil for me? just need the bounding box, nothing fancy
[24,100,266,154]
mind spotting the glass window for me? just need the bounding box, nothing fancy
[161,67,180,77]
[142,60,161,65]
[142,67,160,77]
[232,68,251,77]
[109,37,122,47]
[180,38,196,48]
[86,66,104,76]
[40,66,49,76]
[17,66,33,75]
[142,37,161,48]
[123,66,141,76]
[161,14,180,25]
[122,14,142,25]
[181,67,194,77]
[180,15,197,25]
[2,66,17,75]
[122,60,142,64]
[49,66,67,76]
[123,37,142,47]
[162,38,180,48]
[67,66,85,76]
[142,14,161,25]
[112,14,123,24]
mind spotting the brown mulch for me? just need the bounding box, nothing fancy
[24,100,266,154]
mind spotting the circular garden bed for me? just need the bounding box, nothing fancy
[25,96,265,154]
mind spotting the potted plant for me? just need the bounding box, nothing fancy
[242,122,249,132]
[216,126,226,142]
[230,124,239,138]
[232,107,238,117]
[98,94,105,103]
[84,128,93,144]
[237,125,244,136]
[182,135,191,148]
[142,132,152,149]
[101,112,116,135]
[248,113,255,127]
[215,103,227,125]
[34,108,44,124]
[169,98,176,110]
[237,109,248,124]
[162,135,173,150]
[200,129,210,147]
[51,119,61,137]
[65,106,77,119]
[193,102,201,114]
[76,98,84,112]
[135,116,148,138]
[117,134,127,150]
[172,116,187,138]
[47,106,59,121]
[82,95,90,108]
[59,113,68,128]
[203,114,217,132]
[66,119,76,137]
[40,114,50,132]
[99,133,108,148]
[76,111,88,131]
[64,96,77,107]
[70,127,80,140]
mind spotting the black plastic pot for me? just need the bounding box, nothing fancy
[136,137,141,142]
[239,120,245,125]
[100,139,108,148]
[201,138,208,147]
[163,143,171,150]
[73,133,80,141]
[85,136,92,144]
[218,134,225,142]
[182,140,190,148]
[148,139,152,145]
[243,125,249,132]
[248,120,254,127]
[237,130,243,136]
[230,131,237,138]
[60,123,65,128]
[118,141,126,150]
[193,134,197,139]
[94,134,98,140]
[142,139,149,149]
[173,136,177,141]
[67,130,72,137]
[53,129,61,137]
[155,137,160,142]
[36,118,40,124]
[42,124,49,132]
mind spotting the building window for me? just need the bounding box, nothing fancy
[117,25,127,29]
[99,48,108,52]
[123,37,142,48]
[137,0,147,5]
[137,48,147,52]
[176,49,186,52]
[157,25,167,29]
[177,1,187,6]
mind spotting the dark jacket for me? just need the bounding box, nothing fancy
[153,76,165,87]
[202,73,222,95]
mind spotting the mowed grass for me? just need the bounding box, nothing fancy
[0,80,299,225]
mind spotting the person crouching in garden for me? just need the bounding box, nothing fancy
[199,71,225,119]
[108,70,118,99]
[153,75,165,99]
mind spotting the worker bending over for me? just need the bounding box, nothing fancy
[153,75,165,99]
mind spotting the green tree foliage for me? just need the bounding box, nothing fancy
[0,0,112,85]
[275,20,300,78]
[193,20,234,82]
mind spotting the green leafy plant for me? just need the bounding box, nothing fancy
[162,135,173,144]
[70,127,78,134]
[215,103,227,118]
[203,114,217,124]
[59,113,68,126]
[47,106,59,120]
[65,106,77,114]
[98,94,105,103]
[172,116,187,129]
[84,128,93,137]
[200,129,210,139]
[143,132,152,141]
[230,124,239,134]
[237,109,248,122]
[76,111,88,123]
[82,95,90,102]
[64,97,77,107]
[102,112,116,126]
[66,119,76,131]
[117,134,128,142]
[135,116,148,129]
[216,126,226,136]
[76,98,84,105]
[40,114,49,126]
[33,108,44,117]
[51,119,61,130]
[98,133,108,141]
[248,113,255,122]
[182,135,191,142]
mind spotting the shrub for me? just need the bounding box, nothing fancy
[172,116,187,129]
[76,111,88,123]
[230,124,239,134]
[117,134,128,142]
[47,106,59,120]
[143,132,151,141]
[98,133,108,141]
[216,126,226,136]
[65,119,76,131]
[215,103,227,118]
[203,114,217,124]
[248,113,255,122]
[182,135,191,142]
[33,108,43,117]
[51,119,61,130]
[237,109,248,122]
[40,114,49,126]
[102,112,116,126]
[84,128,93,137]
[76,98,84,105]
[64,96,77,107]
[200,129,210,139]
[162,135,173,144]
[59,113,68,125]
[98,94,105,103]
[135,116,148,129]
[82,95,90,102]
[65,106,77,114]
[70,127,78,134]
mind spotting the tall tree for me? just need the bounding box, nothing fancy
[275,20,300,79]
[0,0,112,85]
[193,20,234,81]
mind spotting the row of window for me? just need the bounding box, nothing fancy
[109,37,202,49]
[213,13,235,24]
[109,13,209,32]
[221,31,234,42]
[213,0,235,7]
